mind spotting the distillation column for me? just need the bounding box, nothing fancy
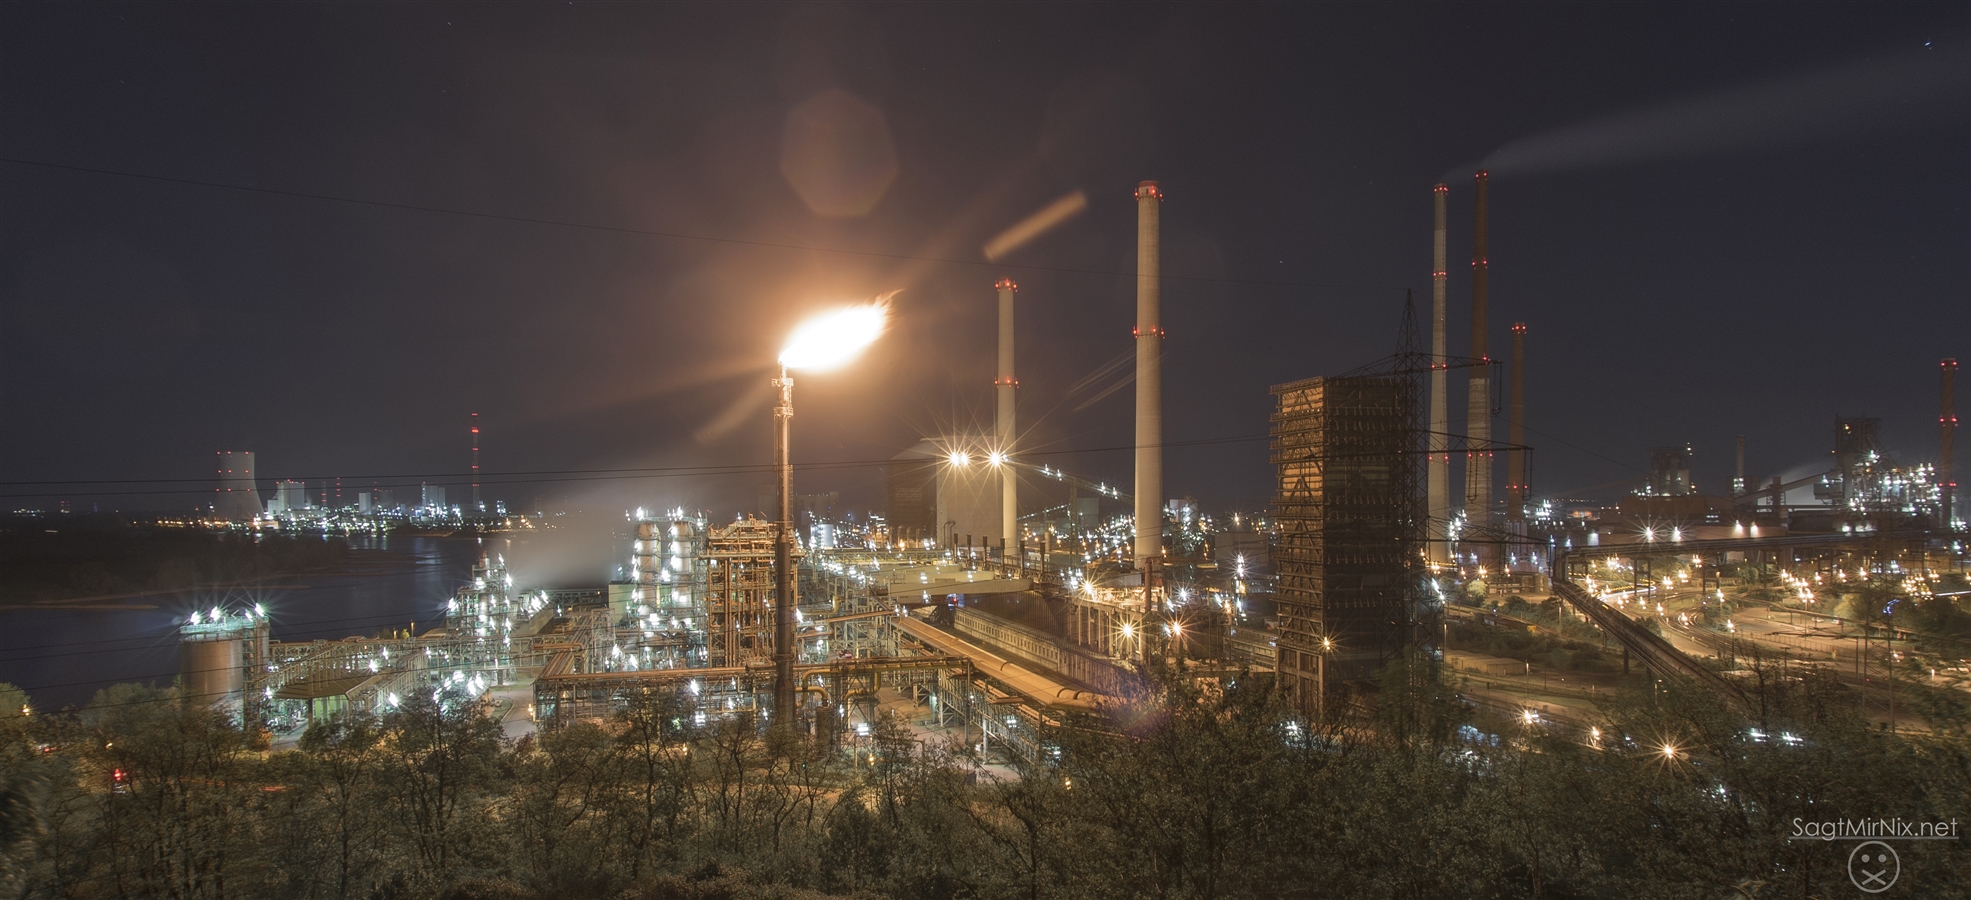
[1134,181,1164,569]
[996,278,1019,546]
[1428,183,1451,568]
[1464,170,1493,565]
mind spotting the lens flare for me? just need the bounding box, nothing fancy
[780,301,889,371]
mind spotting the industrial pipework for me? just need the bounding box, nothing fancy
[1428,183,1451,567]
[1134,181,1163,568]
[1464,171,1493,561]
[996,278,1019,544]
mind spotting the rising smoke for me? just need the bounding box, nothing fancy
[1452,40,1968,180]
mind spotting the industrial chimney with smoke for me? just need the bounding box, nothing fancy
[1463,171,1494,563]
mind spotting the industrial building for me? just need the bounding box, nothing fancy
[884,437,1011,552]
[1270,374,1422,713]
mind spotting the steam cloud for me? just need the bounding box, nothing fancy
[1454,42,1968,180]
[983,190,1088,261]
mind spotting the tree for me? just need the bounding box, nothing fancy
[609,690,697,882]
[375,690,504,886]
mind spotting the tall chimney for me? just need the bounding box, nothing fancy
[995,278,1019,545]
[1734,435,1747,497]
[1944,358,1959,530]
[1134,181,1164,569]
[1506,322,1527,542]
[1427,183,1451,567]
[1464,170,1493,564]
[470,412,482,512]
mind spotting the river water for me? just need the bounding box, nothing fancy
[0,536,499,711]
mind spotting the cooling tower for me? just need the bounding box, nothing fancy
[213,451,262,521]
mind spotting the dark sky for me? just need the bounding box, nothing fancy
[3,2,1966,518]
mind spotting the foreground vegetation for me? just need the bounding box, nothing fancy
[2,664,1968,900]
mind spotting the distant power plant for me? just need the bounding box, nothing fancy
[266,479,309,515]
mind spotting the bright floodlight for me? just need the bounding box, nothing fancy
[779,303,888,371]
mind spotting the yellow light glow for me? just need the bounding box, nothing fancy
[779,302,889,371]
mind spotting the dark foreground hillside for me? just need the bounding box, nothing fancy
[1,664,1967,899]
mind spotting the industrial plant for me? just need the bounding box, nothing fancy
[169,175,1965,761]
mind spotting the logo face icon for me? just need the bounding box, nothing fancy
[1848,841,1899,893]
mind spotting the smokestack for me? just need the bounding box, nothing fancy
[995,278,1018,546]
[1944,358,1958,530]
[1134,181,1163,569]
[1506,323,1527,537]
[471,412,481,512]
[1427,183,1451,567]
[1464,170,1493,563]
[1734,435,1747,497]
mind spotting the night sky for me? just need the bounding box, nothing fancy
[3,3,1966,518]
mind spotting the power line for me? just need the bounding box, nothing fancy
[0,156,1398,295]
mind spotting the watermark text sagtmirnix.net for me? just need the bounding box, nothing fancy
[1790,817,1959,842]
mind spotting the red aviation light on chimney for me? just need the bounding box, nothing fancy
[1135,181,1162,200]
[994,278,1018,291]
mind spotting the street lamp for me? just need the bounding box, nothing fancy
[772,302,887,725]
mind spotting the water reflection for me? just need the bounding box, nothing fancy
[0,536,487,710]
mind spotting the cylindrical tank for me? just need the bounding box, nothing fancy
[181,633,244,708]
